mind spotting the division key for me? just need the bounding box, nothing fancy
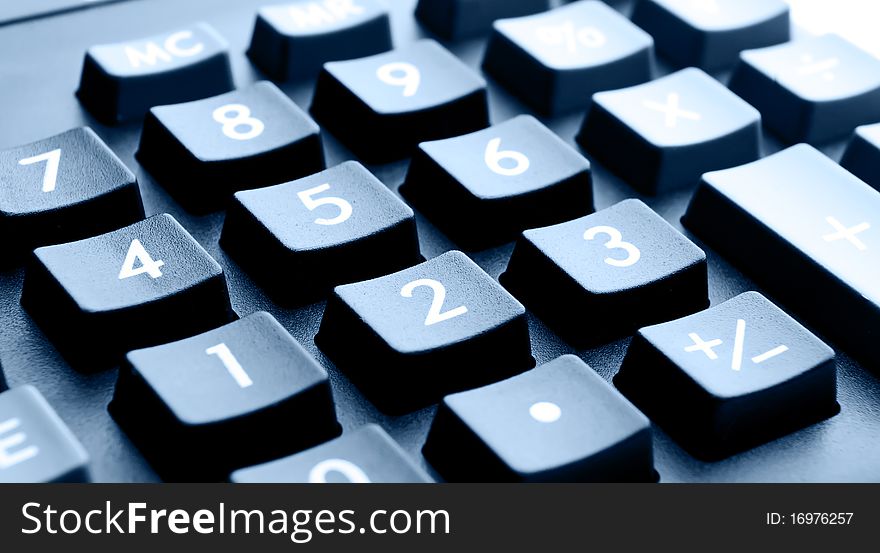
[682,144,880,370]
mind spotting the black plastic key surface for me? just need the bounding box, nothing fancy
[221,161,421,305]
[482,0,653,116]
[316,250,534,415]
[423,355,653,482]
[0,386,90,483]
[501,199,707,347]
[248,0,393,81]
[729,34,880,145]
[21,214,234,372]
[615,292,837,460]
[631,0,789,71]
[231,424,432,483]
[310,39,489,163]
[0,127,144,264]
[76,22,234,123]
[682,144,880,371]
[415,0,549,41]
[401,115,593,250]
[840,123,880,192]
[137,81,324,213]
[110,312,339,481]
[578,67,760,194]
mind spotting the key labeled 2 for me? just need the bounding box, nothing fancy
[0,127,144,264]
[21,214,234,371]
[316,251,534,414]
[310,39,489,163]
[615,292,837,460]
[502,199,708,347]
[110,312,339,481]
[401,115,593,250]
[221,161,421,305]
[137,81,324,213]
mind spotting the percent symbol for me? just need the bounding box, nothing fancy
[535,20,606,53]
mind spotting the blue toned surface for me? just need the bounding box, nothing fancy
[841,122,880,192]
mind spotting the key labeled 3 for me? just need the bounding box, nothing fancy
[401,115,593,250]
[501,199,707,347]
[0,127,144,264]
[310,40,489,163]
[137,81,324,213]
[482,1,653,116]
[77,22,234,123]
[423,355,654,482]
[232,425,432,483]
[316,251,534,414]
[615,292,837,460]
[248,0,392,80]
[221,161,422,305]
[21,214,234,371]
[110,312,339,481]
[578,67,760,194]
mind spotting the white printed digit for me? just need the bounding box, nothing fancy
[376,62,420,97]
[308,458,371,483]
[118,239,165,279]
[400,278,468,326]
[19,149,61,192]
[297,183,353,225]
[583,225,641,267]
[484,138,530,177]
[212,104,265,140]
[205,343,253,388]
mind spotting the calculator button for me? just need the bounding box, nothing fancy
[21,214,234,371]
[221,161,422,305]
[729,34,880,144]
[632,0,789,71]
[415,0,550,41]
[401,115,593,250]
[578,67,760,194]
[248,0,393,81]
[76,22,234,123]
[232,424,432,483]
[137,81,324,213]
[615,292,837,460]
[423,355,653,482]
[0,386,90,483]
[840,123,880,192]
[110,312,339,481]
[682,144,880,371]
[501,199,707,347]
[316,250,534,415]
[310,39,489,163]
[0,127,144,264]
[483,0,653,116]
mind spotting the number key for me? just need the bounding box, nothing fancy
[310,39,489,163]
[501,199,708,347]
[401,115,593,250]
[137,81,324,213]
[316,251,534,414]
[0,127,145,264]
[615,292,837,460]
[110,312,339,481]
[21,214,234,371]
[221,161,422,305]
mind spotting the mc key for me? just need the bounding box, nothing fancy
[221,161,421,305]
[316,251,534,415]
[110,312,339,481]
[232,424,432,483]
[21,214,234,371]
[137,81,324,213]
[615,292,837,460]
[501,199,707,347]
[401,115,593,249]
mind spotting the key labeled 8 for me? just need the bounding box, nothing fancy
[212,103,265,140]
